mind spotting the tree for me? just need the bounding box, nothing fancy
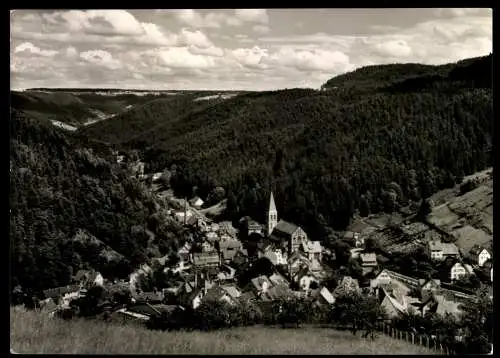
[417,198,432,220]
[333,292,387,339]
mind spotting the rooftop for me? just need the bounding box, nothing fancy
[274,220,299,236]
[360,252,377,264]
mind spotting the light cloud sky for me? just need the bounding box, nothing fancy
[10,8,492,91]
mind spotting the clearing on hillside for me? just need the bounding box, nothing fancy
[10,307,434,355]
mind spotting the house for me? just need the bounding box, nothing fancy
[259,246,288,266]
[216,264,236,281]
[73,270,104,287]
[270,220,308,254]
[450,262,474,281]
[310,286,335,307]
[344,231,364,248]
[247,220,264,236]
[218,221,238,238]
[268,272,289,286]
[288,251,311,276]
[134,291,164,304]
[428,241,460,261]
[179,280,214,309]
[217,238,243,263]
[333,276,360,297]
[206,231,219,242]
[231,248,249,267]
[300,240,322,262]
[130,161,145,179]
[421,293,464,318]
[193,251,220,268]
[261,283,295,301]
[379,287,408,318]
[175,210,193,224]
[359,253,378,274]
[244,275,273,297]
[202,285,238,306]
[42,285,81,305]
[116,154,125,164]
[468,245,491,267]
[292,266,320,291]
[151,172,163,182]
[220,284,242,300]
[370,269,420,290]
[349,248,364,259]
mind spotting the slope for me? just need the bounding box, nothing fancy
[99,56,491,236]
[9,109,185,295]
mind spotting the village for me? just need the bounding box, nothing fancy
[36,157,493,341]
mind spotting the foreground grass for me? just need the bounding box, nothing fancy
[11,307,435,354]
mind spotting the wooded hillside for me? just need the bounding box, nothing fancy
[79,55,492,237]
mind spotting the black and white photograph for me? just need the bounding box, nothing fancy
[10,8,493,355]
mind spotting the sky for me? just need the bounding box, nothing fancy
[10,8,492,91]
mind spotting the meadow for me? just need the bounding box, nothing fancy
[10,307,435,355]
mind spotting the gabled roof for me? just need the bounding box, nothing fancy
[301,240,322,253]
[43,285,80,299]
[273,220,299,236]
[288,250,310,265]
[469,244,490,256]
[203,286,230,303]
[318,287,335,304]
[193,251,220,266]
[269,192,277,213]
[249,275,272,292]
[360,252,377,264]
[262,283,294,301]
[429,241,459,255]
[434,294,462,316]
[220,284,242,299]
[268,272,288,286]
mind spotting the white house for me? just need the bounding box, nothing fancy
[428,241,460,261]
[152,172,163,182]
[468,246,491,267]
[189,196,204,208]
[450,262,474,281]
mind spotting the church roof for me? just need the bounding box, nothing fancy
[274,220,299,235]
[269,192,277,213]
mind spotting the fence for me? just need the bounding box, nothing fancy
[375,321,455,355]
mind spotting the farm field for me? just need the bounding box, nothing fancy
[427,177,493,252]
[10,307,434,355]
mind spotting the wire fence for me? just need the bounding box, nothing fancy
[375,321,455,355]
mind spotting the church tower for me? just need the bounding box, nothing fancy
[267,192,278,236]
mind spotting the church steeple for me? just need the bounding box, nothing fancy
[267,192,278,236]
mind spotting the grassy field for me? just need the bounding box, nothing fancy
[10,307,435,355]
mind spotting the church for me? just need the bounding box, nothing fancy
[266,192,309,255]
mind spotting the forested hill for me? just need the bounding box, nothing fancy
[9,109,185,295]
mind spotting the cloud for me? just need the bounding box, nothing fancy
[10,9,493,91]
[171,9,243,28]
[65,46,78,58]
[265,48,354,73]
[372,40,412,58]
[433,8,492,18]
[158,47,216,69]
[189,45,224,57]
[80,50,122,70]
[14,42,58,57]
[229,46,269,69]
[42,10,144,36]
[253,24,270,34]
[177,28,213,48]
[234,9,269,24]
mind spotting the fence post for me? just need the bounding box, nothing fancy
[426,336,429,349]
[420,335,423,346]
[412,332,414,345]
